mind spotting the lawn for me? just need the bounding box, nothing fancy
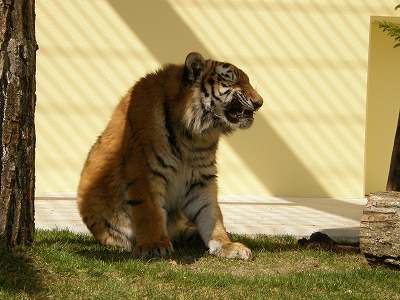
[1,230,399,300]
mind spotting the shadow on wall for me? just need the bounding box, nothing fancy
[106,0,209,64]
[105,0,327,193]
[104,0,369,219]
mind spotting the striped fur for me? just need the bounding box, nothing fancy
[77,53,263,259]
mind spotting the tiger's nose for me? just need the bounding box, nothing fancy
[250,94,263,111]
[252,100,262,111]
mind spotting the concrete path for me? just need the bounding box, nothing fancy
[35,195,365,242]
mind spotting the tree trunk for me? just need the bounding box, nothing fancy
[387,112,400,191]
[0,0,37,248]
[359,192,400,268]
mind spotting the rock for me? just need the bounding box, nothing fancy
[298,232,359,253]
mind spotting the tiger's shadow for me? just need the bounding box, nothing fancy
[36,230,301,264]
[73,234,300,264]
[74,234,208,265]
[74,248,206,265]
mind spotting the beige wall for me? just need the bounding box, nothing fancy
[35,0,399,198]
[365,16,400,194]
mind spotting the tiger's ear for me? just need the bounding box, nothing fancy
[185,52,205,83]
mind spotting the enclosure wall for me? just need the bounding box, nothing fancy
[35,1,399,198]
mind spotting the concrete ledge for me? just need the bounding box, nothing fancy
[35,195,365,242]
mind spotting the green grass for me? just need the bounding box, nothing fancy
[1,230,400,300]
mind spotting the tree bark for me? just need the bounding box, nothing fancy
[0,0,37,248]
[360,192,400,268]
[387,112,400,191]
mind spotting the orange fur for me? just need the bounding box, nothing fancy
[77,53,263,259]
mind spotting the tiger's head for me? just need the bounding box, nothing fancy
[182,52,263,135]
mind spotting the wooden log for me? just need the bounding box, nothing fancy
[360,192,400,267]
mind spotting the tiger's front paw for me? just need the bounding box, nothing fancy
[209,240,252,260]
[133,237,174,258]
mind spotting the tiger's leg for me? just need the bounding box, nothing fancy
[126,176,173,257]
[183,181,252,260]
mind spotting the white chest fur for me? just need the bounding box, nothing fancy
[164,144,217,211]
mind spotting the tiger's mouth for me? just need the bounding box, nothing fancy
[224,96,254,125]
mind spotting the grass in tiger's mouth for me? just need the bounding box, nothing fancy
[1,229,399,300]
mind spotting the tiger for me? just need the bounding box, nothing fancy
[77,52,263,259]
